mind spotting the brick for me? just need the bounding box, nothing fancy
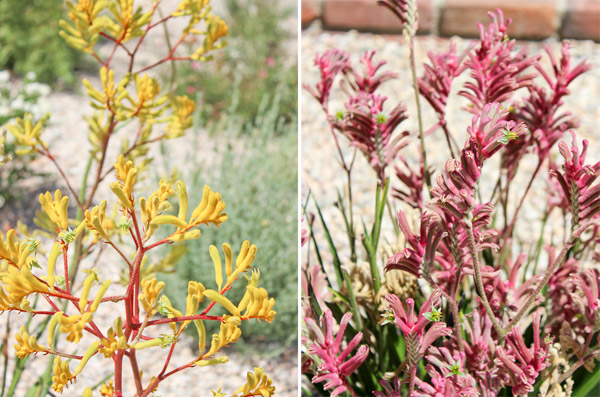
[440,0,557,40]
[302,0,321,28]
[562,0,600,41]
[322,0,433,34]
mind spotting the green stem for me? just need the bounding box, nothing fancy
[346,167,357,263]
[407,35,430,192]
[0,315,9,397]
[69,155,93,286]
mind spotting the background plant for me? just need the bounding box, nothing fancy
[159,0,298,351]
[161,123,298,350]
[0,1,279,396]
[0,1,88,87]
[0,70,51,224]
[302,2,599,396]
[167,0,297,134]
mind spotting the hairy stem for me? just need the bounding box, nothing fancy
[502,235,576,336]
[407,362,417,396]
[465,215,504,336]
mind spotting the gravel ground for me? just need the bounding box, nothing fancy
[1,1,298,396]
[301,26,600,276]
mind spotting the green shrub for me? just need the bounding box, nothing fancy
[161,120,298,351]
[0,71,50,216]
[168,0,297,133]
[0,1,83,86]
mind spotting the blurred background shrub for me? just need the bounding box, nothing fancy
[0,0,87,86]
[160,120,298,351]
[0,71,50,223]
[169,0,297,134]
[157,0,298,352]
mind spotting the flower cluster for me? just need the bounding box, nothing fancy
[460,9,538,113]
[1,1,276,396]
[303,3,597,397]
[305,309,369,397]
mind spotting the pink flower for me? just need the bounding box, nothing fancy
[414,347,479,397]
[301,264,332,319]
[304,49,351,109]
[495,310,551,395]
[373,377,402,397]
[551,131,600,228]
[266,56,275,67]
[392,157,426,210]
[460,9,538,113]
[348,51,397,95]
[377,0,418,34]
[385,290,452,364]
[385,211,443,278]
[570,269,600,332]
[186,86,196,94]
[336,93,409,183]
[305,309,369,397]
[515,42,591,160]
[418,42,461,120]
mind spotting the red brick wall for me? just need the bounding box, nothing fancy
[302,0,600,41]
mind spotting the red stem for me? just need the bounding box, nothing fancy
[142,314,223,328]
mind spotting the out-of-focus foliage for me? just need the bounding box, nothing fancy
[0,71,50,214]
[170,0,297,134]
[0,1,84,86]
[163,121,298,349]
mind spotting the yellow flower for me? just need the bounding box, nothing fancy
[104,0,153,43]
[210,241,257,293]
[14,326,49,358]
[190,14,228,61]
[157,295,183,332]
[203,316,241,358]
[234,367,275,397]
[150,183,227,242]
[238,286,276,323]
[60,0,108,53]
[5,113,48,154]
[211,388,226,397]
[84,200,111,241]
[0,229,37,269]
[139,278,165,316]
[166,96,195,138]
[39,190,70,231]
[139,179,174,238]
[99,317,128,357]
[111,155,137,210]
[185,280,205,316]
[99,380,114,396]
[57,312,94,343]
[179,280,206,332]
[0,264,49,306]
[174,0,210,17]
[51,356,74,393]
[82,67,129,112]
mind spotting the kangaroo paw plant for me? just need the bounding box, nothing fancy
[302,1,598,396]
[0,1,276,396]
